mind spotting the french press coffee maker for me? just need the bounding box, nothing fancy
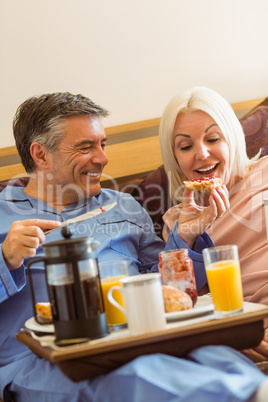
[27,226,108,345]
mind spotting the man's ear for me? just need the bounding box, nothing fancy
[30,142,49,170]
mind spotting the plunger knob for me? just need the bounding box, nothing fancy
[61,225,74,239]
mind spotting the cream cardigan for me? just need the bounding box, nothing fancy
[208,156,268,324]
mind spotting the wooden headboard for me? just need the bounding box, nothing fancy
[0,98,265,183]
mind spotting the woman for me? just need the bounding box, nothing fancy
[159,86,268,361]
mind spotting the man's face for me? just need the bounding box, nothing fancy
[46,115,108,204]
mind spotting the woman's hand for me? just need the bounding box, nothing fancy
[162,204,181,242]
[162,185,229,246]
[241,334,268,362]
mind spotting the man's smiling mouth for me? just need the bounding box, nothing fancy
[83,172,102,177]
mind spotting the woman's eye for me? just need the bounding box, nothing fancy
[180,145,192,151]
[207,137,220,144]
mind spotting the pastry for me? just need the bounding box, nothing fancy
[184,176,222,191]
[36,302,52,320]
[162,285,193,313]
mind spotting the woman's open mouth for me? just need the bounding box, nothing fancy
[195,163,218,176]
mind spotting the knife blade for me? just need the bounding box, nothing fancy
[44,202,117,235]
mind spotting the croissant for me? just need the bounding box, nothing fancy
[36,302,52,320]
[162,285,193,313]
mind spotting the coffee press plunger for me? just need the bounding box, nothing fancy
[27,226,108,345]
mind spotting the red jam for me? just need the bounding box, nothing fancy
[187,176,216,183]
[159,249,198,306]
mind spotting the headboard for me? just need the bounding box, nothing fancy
[0,97,266,185]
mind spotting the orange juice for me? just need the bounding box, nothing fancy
[206,260,243,313]
[101,275,127,326]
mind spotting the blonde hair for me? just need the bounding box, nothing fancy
[159,86,257,203]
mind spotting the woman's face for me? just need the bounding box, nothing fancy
[173,110,231,186]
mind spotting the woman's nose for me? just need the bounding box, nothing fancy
[195,143,210,160]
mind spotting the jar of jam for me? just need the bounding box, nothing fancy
[158,249,198,306]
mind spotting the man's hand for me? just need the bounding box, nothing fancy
[162,185,229,246]
[2,219,61,270]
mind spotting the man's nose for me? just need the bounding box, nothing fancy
[92,147,109,166]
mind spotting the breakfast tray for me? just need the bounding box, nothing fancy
[17,301,268,382]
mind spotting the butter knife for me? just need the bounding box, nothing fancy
[44,202,117,235]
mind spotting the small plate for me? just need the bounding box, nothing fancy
[25,317,55,333]
[165,295,214,322]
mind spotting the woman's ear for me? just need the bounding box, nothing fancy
[30,142,49,170]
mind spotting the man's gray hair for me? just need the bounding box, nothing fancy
[13,92,109,173]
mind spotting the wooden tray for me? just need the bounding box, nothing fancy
[17,301,268,382]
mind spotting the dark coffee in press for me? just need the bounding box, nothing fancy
[50,274,104,321]
[27,229,108,345]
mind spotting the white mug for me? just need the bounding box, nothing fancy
[107,272,166,334]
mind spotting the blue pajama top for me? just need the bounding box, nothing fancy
[0,186,213,396]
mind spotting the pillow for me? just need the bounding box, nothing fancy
[131,165,170,239]
[0,176,29,192]
[240,97,268,158]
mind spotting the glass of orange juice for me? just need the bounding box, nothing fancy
[98,260,129,329]
[202,245,243,318]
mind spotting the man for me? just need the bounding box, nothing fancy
[0,92,265,401]
[1,93,166,274]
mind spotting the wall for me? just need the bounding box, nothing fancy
[1,0,268,147]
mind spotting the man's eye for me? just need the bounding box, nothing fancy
[79,147,92,153]
[101,143,106,150]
